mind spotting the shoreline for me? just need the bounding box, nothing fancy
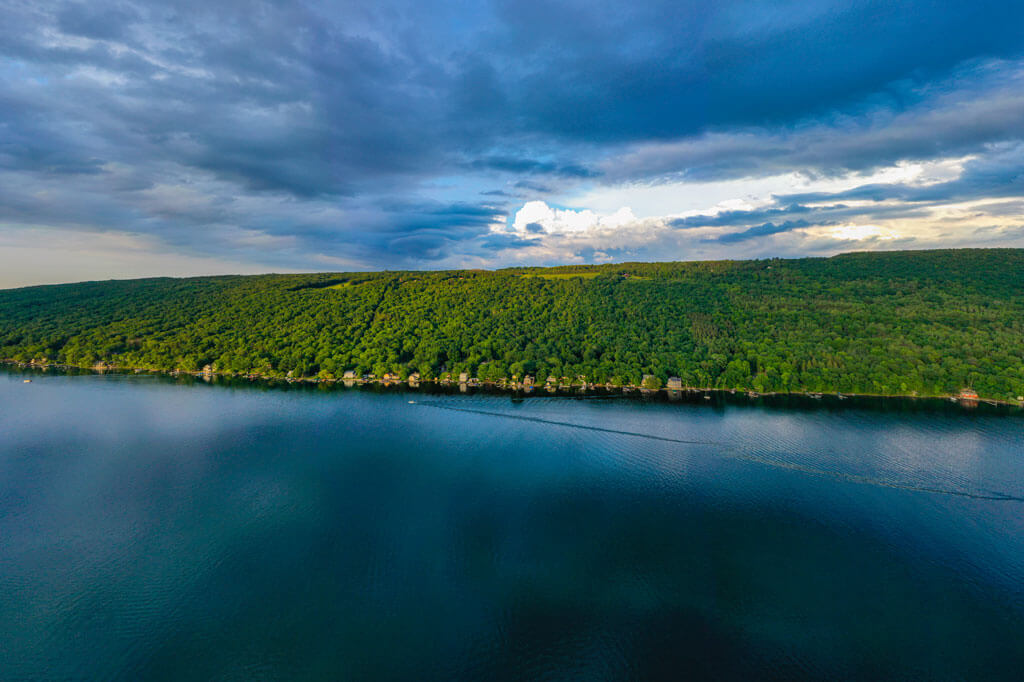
[5,360,1021,410]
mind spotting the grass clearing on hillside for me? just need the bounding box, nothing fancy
[520,272,651,280]
[521,272,602,280]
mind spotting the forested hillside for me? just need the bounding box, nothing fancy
[2,249,1023,400]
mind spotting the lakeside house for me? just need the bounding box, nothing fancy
[667,377,683,390]
[459,372,469,384]
[342,370,357,380]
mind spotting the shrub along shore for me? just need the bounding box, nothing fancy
[6,361,1022,411]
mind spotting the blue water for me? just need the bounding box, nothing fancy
[2,370,1023,680]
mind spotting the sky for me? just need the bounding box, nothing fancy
[2,0,1024,287]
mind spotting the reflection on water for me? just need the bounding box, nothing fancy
[1,368,1023,680]
[415,398,1024,501]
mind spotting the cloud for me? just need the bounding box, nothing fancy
[0,226,278,289]
[713,220,815,243]
[493,0,1024,142]
[2,0,1024,285]
[778,142,1024,205]
[468,156,599,178]
[603,59,1024,183]
[510,201,638,235]
[670,205,812,229]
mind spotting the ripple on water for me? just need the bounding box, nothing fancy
[1,373,1023,680]
[416,397,1024,502]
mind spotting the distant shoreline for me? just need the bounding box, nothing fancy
[4,250,1023,406]
[6,360,1021,411]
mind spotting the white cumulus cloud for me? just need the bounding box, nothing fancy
[509,201,638,234]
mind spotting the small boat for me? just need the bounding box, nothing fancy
[23,379,32,383]
[408,400,416,404]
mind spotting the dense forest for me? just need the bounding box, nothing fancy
[2,249,1023,401]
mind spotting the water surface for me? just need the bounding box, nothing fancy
[2,369,1023,680]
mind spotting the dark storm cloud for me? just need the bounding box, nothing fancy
[478,233,541,251]
[671,205,812,229]
[56,2,140,41]
[513,181,552,193]
[605,61,1024,182]
[491,0,1024,141]
[2,0,1024,275]
[469,156,600,178]
[670,201,930,234]
[714,220,815,244]
[325,199,509,264]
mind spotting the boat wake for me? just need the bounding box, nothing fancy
[416,400,1024,503]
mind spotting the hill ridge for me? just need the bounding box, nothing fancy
[3,249,1023,401]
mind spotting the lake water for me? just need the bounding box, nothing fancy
[2,369,1023,680]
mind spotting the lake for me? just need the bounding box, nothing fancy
[2,368,1023,680]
